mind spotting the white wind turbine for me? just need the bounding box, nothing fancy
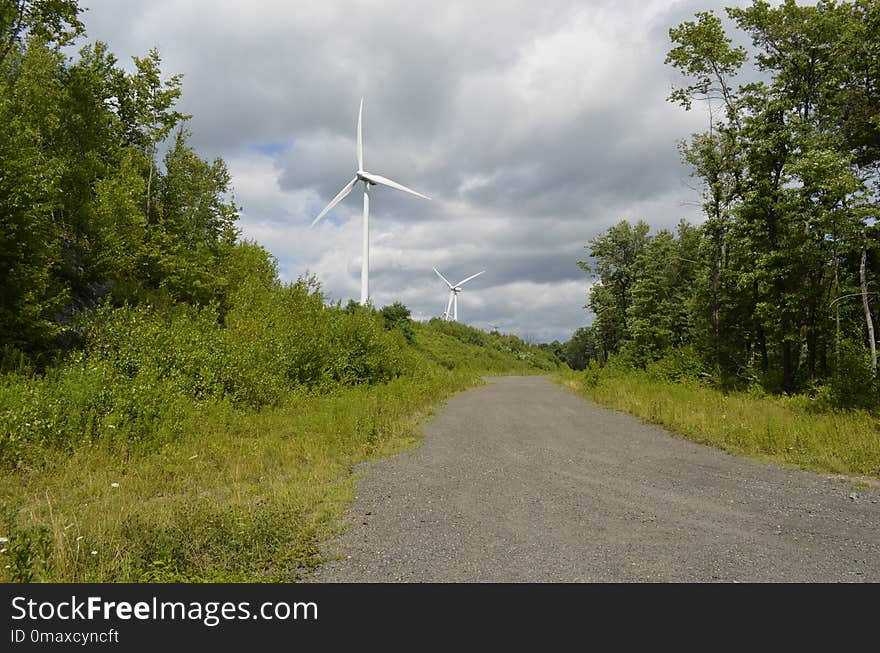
[433,268,485,322]
[311,98,430,304]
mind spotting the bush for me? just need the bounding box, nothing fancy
[829,339,877,409]
[87,301,229,400]
[380,302,415,343]
[0,349,191,468]
[325,306,407,386]
[645,346,705,383]
[582,360,603,388]
[0,273,425,468]
[427,318,488,347]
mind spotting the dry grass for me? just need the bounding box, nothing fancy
[557,368,880,479]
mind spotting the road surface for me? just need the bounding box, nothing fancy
[307,376,880,582]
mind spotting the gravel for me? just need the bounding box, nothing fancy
[305,376,880,582]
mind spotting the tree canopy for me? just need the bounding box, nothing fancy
[0,1,253,360]
[577,0,879,406]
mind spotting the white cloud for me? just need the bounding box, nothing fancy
[78,0,740,341]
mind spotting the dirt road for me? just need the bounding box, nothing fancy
[307,376,880,582]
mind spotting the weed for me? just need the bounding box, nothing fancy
[0,306,552,582]
[557,367,880,479]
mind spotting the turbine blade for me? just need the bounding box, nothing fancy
[445,291,454,320]
[433,267,454,289]
[359,171,430,200]
[455,270,485,287]
[357,98,364,171]
[311,177,358,227]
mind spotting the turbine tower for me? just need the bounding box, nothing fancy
[312,98,430,304]
[433,268,485,322]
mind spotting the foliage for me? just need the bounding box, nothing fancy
[0,3,564,583]
[828,338,878,409]
[0,1,83,68]
[0,297,556,581]
[644,345,707,384]
[560,364,880,479]
[380,301,415,343]
[0,11,228,356]
[578,220,650,360]
[574,0,880,408]
[562,327,596,370]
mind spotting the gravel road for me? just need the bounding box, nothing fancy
[306,376,880,582]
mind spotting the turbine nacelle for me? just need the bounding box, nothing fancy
[357,170,430,199]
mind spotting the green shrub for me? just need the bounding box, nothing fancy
[324,306,407,386]
[0,275,424,468]
[645,345,706,383]
[582,360,603,388]
[829,339,877,409]
[427,318,488,346]
[0,352,192,467]
[380,302,415,343]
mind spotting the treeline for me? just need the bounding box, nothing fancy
[573,0,880,408]
[1,1,243,360]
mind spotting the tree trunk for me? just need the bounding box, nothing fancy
[146,155,153,228]
[711,238,720,361]
[145,101,159,235]
[834,243,840,370]
[758,328,769,373]
[781,339,793,394]
[754,279,769,373]
[861,230,877,377]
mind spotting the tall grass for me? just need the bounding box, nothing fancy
[1,366,477,582]
[0,282,557,582]
[558,365,880,479]
[412,318,558,374]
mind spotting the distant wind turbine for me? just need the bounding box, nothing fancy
[433,268,485,322]
[311,98,430,304]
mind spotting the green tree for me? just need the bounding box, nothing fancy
[666,0,877,394]
[563,327,596,370]
[578,220,650,358]
[0,1,244,354]
[626,222,700,365]
[151,129,239,305]
[0,0,82,68]
[0,32,68,349]
[380,302,415,343]
[125,48,190,226]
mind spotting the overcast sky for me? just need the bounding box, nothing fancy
[78,0,752,342]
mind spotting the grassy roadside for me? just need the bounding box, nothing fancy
[0,321,555,582]
[1,368,469,582]
[556,367,880,481]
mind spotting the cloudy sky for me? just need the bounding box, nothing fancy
[77,0,749,342]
